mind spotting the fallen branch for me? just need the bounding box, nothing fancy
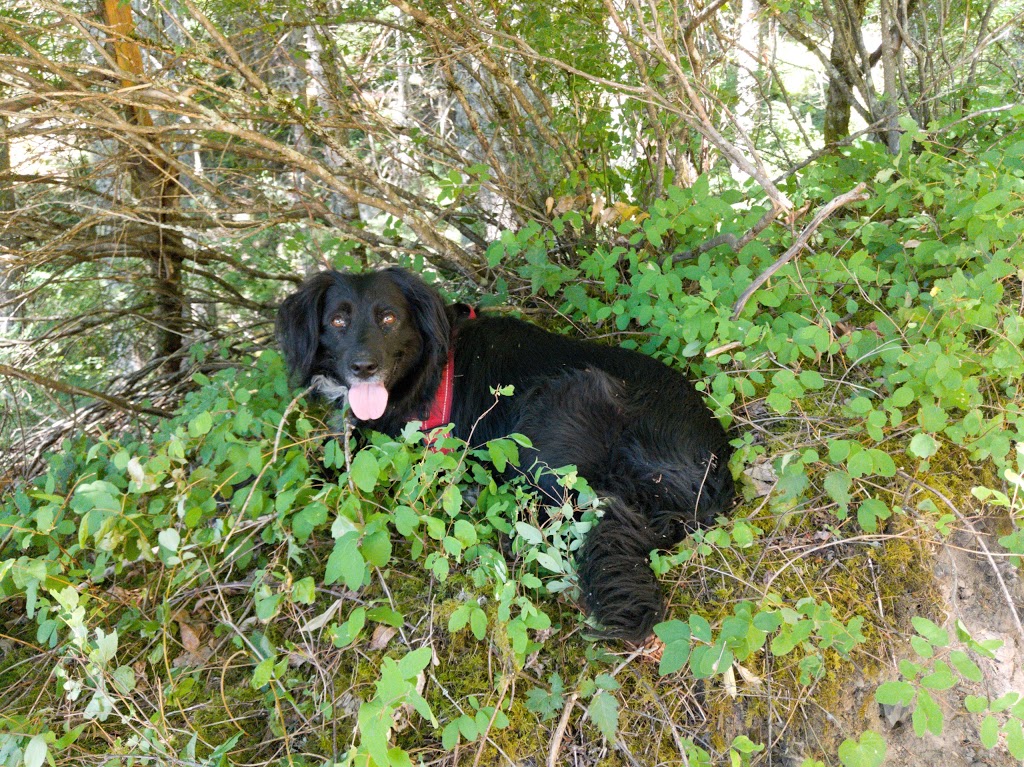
[547,692,579,767]
[0,363,172,418]
[731,183,869,320]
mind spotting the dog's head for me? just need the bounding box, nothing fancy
[276,268,450,422]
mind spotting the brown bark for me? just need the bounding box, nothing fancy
[823,0,868,145]
[101,0,188,367]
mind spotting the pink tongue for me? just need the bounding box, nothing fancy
[348,382,389,421]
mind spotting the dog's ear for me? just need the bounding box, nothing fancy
[276,272,337,385]
[382,268,451,363]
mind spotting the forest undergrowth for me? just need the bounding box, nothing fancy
[3,118,1024,767]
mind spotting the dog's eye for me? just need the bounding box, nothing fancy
[380,311,397,327]
[330,315,348,330]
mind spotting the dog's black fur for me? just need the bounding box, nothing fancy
[277,268,735,641]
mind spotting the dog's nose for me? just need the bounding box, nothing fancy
[349,358,380,378]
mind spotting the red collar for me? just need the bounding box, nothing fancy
[422,307,475,436]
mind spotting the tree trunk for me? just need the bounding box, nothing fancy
[823,0,867,144]
[101,0,188,368]
[732,0,762,183]
[0,118,14,339]
[878,0,901,153]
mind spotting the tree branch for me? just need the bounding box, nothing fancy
[731,183,869,319]
[0,363,173,418]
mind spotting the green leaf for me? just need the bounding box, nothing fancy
[964,695,988,714]
[488,441,509,472]
[654,620,691,675]
[350,451,379,493]
[974,189,1009,214]
[991,692,1019,712]
[525,674,565,721]
[158,528,180,552]
[867,449,896,477]
[889,386,915,408]
[453,519,478,546]
[829,440,853,463]
[442,720,461,749]
[255,591,282,621]
[54,724,87,748]
[690,640,733,679]
[594,673,620,692]
[837,730,886,767]
[397,646,433,679]
[912,617,949,647]
[393,505,420,536]
[908,635,933,660]
[358,698,394,767]
[188,411,213,437]
[458,713,477,740]
[292,577,316,605]
[920,661,956,691]
[847,449,873,478]
[442,484,462,516]
[470,607,487,640]
[291,502,328,543]
[918,404,948,433]
[731,520,755,548]
[979,714,998,749]
[1006,717,1024,759]
[332,607,365,647]
[857,498,891,532]
[251,656,276,688]
[949,650,982,682]
[824,471,852,511]
[325,531,365,590]
[908,433,939,459]
[93,628,118,665]
[689,614,712,644]
[361,530,392,567]
[730,735,764,755]
[847,396,873,415]
[587,690,619,741]
[448,604,470,633]
[875,681,915,706]
[367,606,404,628]
[912,690,944,736]
[514,522,544,546]
[24,734,49,767]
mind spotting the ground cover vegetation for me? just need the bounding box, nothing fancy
[1,0,1023,764]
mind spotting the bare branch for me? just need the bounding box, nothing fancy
[731,183,869,319]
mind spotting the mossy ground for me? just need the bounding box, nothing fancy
[0,398,1014,766]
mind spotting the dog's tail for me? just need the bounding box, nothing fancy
[575,497,673,642]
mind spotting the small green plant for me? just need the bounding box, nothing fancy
[875,617,1024,759]
[655,598,867,685]
[346,647,438,766]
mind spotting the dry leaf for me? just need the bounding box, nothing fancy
[553,195,575,215]
[735,662,763,687]
[723,664,738,699]
[299,598,344,633]
[369,625,398,651]
[744,458,777,497]
[179,620,203,653]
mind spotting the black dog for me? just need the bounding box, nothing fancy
[276,267,734,641]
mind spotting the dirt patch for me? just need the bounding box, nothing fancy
[856,524,1024,767]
